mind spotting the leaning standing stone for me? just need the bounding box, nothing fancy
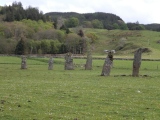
[48,57,53,70]
[132,48,143,77]
[101,50,115,76]
[21,56,27,69]
[65,52,74,70]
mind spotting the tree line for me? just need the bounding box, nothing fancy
[0,2,99,55]
[47,12,129,30]
[1,1,160,31]
[14,32,90,55]
[47,12,160,31]
[0,1,49,22]
[0,19,97,55]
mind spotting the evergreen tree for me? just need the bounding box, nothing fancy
[15,38,26,55]
[0,2,48,22]
[66,28,70,34]
[5,11,15,21]
[59,44,67,53]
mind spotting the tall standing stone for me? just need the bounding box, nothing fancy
[85,49,92,70]
[21,56,27,69]
[132,48,143,77]
[48,57,53,70]
[101,50,115,76]
[65,52,74,70]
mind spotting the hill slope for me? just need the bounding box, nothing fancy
[71,28,160,58]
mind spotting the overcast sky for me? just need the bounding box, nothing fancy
[1,0,160,24]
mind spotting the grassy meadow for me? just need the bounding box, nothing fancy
[0,56,160,120]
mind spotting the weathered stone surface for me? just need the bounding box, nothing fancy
[132,48,143,77]
[48,57,53,70]
[21,56,27,69]
[85,50,92,70]
[65,52,74,70]
[101,50,115,76]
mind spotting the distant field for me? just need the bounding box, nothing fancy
[0,56,160,119]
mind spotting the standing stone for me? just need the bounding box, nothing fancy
[65,52,74,70]
[85,49,92,70]
[132,48,143,77]
[48,57,53,70]
[101,50,115,76]
[21,56,27,69]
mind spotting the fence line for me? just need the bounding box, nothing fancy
[0,54,160,61]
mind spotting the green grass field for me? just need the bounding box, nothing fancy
[0,56,160,119]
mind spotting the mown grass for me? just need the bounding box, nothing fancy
[0,56,160,119]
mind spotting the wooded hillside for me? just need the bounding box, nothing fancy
[0,1,160,57]
[46,12,160,31]
[46,12,129,30]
